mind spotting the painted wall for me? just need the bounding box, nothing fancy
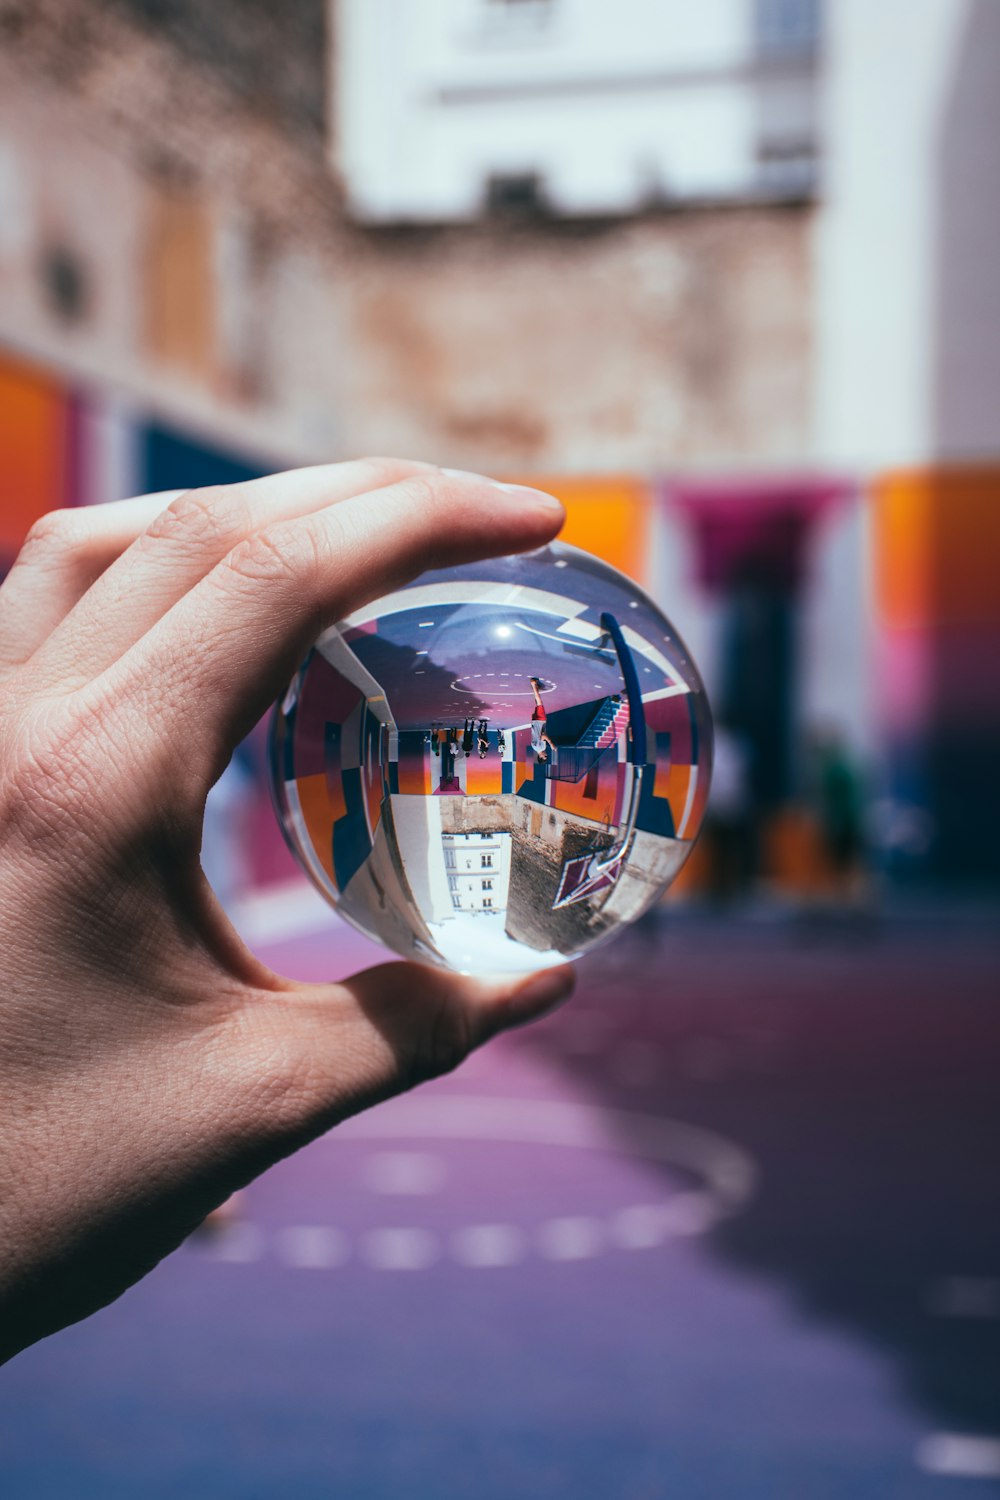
[816,0,1000,879]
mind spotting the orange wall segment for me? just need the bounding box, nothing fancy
[508,475,653,584]
[294,773,337,883]
[873,466,1000,629]
[0,353,69,553]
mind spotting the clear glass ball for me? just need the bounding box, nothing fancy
[269,541,712,975]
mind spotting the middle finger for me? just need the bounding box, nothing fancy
[26,458,436,692]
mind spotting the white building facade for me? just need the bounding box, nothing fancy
[442,831,513,912]
[334,0,821,222]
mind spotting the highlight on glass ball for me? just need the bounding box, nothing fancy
[269,541,712,975]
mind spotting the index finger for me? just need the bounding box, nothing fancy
[95,469,564,797]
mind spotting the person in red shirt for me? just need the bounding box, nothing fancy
[529,676,556,761]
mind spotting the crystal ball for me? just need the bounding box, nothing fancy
[269,541,712,975]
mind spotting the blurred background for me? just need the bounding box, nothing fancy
[1,1,999,1496]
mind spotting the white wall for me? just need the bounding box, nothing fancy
[334,0,819,221]
[815,0,1000,467]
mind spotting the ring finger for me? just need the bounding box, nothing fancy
[0,491,184,683]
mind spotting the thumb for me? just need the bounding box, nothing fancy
[241,960,576,1151]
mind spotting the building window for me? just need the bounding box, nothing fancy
[485,172,548,220]
[481,854,494,868]
[483,0,554,18]
[483,879,493,891]
[483,897,492,908]
[756,0,820,59]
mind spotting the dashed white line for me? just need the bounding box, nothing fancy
[337,1095,757,1218]
[209,1223,265,1264]
[537,1216,604,1262]
[925,1277,1000,1320]
[362,1227,440,1272]
[363,1150,448,1196]
[610,1203,674,1251]
[658,1190,718,1236]
[916,1433,1000,1479]
[193,1097,756,1276]
[451,1223,525,1269]
[277,1226,350,1270]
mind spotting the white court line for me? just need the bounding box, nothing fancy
[277,1226,350,1270]
[336,1096,757,1224]
[362,1227,440,1272]
[611,1204,676,1251]
[209,1223,265,1264]
[200,1189,736,1275]
[451,1223,525,1269]
[363,1151,448,1196]
[916,1433,1000,1479]
[537,1216,604,1262]
[925,1277,1000,1320]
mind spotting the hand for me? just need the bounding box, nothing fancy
[0,459,574,1363]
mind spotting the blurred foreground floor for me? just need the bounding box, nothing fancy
[3,897,999,1499]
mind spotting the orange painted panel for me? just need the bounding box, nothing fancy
[0,353,68,552]
[551,753,619,826]
[507,475,652,584]
[873,466,1000,628]
[465,757,504,796]
[397,760,432,795]
[296,772,337,881]
[660,763,691,833]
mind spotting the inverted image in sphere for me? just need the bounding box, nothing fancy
[269,542,712,975]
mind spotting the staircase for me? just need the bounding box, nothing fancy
[592,698,630,751]
[546,696,630,783]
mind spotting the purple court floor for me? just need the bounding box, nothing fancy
[2,892,999,1499]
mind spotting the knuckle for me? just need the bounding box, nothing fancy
[396,471,444,515]
[412,996,472,1085]
[21,508,89,561]
[358,456,439,489]
[141,486,249,554]
[221,525,303,588]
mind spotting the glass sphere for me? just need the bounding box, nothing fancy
[269,541,712,975]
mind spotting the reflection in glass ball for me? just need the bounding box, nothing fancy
[269,542,712,975]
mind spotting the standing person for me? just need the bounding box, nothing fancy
[810,724,865,901]
[497,729,506,757]
[462,719,475,756]
[477,720,490,758]
[529,676,556,762]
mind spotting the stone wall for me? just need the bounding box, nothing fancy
[0,0,815,475]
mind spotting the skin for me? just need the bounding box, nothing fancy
[0,458,575,1365]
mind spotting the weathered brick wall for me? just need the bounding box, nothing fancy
[334,210,814,472]
[0,0,815,473]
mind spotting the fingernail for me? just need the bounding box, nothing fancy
[513,965,576,1019]
[442,468,564,513]
[495,482,565,513]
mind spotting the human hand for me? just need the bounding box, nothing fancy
[0,459,574,1363]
